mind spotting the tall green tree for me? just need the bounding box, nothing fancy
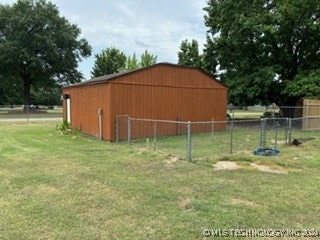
[91,47,126,77]
[202,36,218,76]
[284,70,320,99]
[140,50,157,68]
[177,39,218,76]
[204,0,320,114]
[92,49,158,77]
[0,0,91,106]
[178,39,203,68]
[126,53,139,71]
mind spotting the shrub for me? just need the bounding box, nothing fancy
[55,120,71,132]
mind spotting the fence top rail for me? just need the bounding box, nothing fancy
[129,117,189,124]
[116,115,320,125]
[116,114,130,118]
[228,105,320,109]
[120,117,258,125]
[124,116,231,125]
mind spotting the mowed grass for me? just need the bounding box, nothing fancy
[1,122,320,239]
[0,109,62,119]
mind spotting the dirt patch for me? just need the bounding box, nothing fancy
[136,147,151,155]
[231,198,261,208]
[166,156,179,164]
[270,139,287,145]
[213,161,240,170]
[213,161,288,174]
[178,197,192,211]
[251,163,288,174]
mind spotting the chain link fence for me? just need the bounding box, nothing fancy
[3,103,319,160]
[116,111,320,160]
[0,105,63,122]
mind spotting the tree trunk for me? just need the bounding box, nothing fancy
[280,107,295,118]
[23,76,31,111]
[279,97,300,118]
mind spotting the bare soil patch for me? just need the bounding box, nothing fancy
[178,197,192,211]
[213,161,240,170]
[231,198,261,208]
[213,161,288,174]
[251,163,288,174]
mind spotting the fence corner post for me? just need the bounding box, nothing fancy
[287,117,292,145]
[187,121,192,161]
[127,116,131,145]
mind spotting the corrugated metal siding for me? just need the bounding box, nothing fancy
[110,82,227,140]
[63,84,111,140]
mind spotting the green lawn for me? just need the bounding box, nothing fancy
[231,109,279,119]
[232,109,264,119]
[0,108,62,119]
[1,122,320,239]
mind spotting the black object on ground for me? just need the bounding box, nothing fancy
[292,139,302,146]
[253,147,280,156]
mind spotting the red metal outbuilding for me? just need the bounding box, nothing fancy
[62,63,228,141]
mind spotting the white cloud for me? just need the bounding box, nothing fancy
[0,0,209,79]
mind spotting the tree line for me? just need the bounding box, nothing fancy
[91,48,157,78]
[1,0,319,114]
[178,0,320,116]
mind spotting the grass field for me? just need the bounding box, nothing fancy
[1,122,320,239]
[0,108,62,119]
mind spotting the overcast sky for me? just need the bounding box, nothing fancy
[1,0,209,80]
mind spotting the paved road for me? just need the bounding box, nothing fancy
[0,118,62,122]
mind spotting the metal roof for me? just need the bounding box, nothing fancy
[63,62,227,89]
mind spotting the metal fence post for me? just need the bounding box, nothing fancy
[272,103,276,118]
[211,118,214,142]
[187,121,191,161]
[274,122,279,149]
[285,118,289,145]
[306,100,309,130]
[127,117,131,145]
[98,108,103,140]
[153,120,157,151]
[260,118,266,148]
[287,118,292,145]
[230,107,234,154]
[177,115,181,135]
